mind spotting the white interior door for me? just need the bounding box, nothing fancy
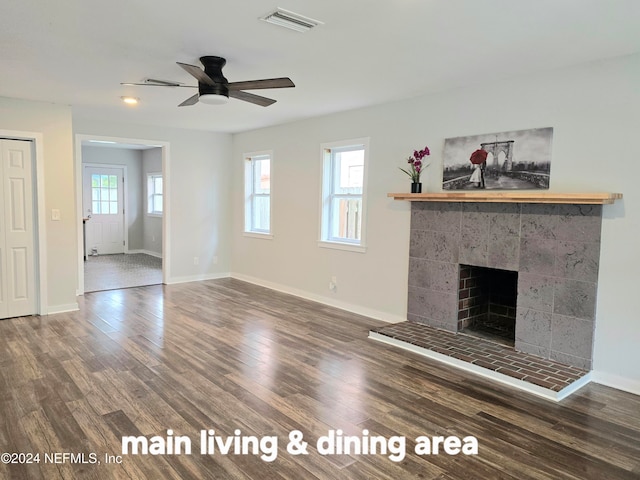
[0,139,37,319]
[83,166,124,255]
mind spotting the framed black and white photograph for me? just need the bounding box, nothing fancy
[442,127,553,190]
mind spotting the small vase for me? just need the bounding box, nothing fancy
[411,182,422,193]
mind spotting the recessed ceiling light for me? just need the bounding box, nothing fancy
[121,96,139,105]
[260,8,323,32]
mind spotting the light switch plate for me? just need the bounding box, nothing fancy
[51,209,61,221]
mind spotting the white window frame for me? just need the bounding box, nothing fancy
[147,172,163,217]
[318,138,369,253]
[244,151,273,239]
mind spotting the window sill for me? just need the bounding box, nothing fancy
[318,240,366,253]
[243,231,274,240]
[147,213,163,218]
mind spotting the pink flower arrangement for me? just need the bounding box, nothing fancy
[399,146,430,183]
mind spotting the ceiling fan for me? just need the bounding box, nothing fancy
[122,56,295,107]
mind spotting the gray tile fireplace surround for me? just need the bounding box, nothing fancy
[408,202,602,370]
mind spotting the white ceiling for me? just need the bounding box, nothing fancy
[2,0,639,134]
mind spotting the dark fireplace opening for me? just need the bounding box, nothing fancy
[458,265,518,346]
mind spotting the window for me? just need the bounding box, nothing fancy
[147,173,163,215]
[244,152,272,236]
[91,174,119,215]
[320,138,369,251]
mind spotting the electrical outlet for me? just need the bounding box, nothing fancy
[329,276,337,292]
[193,257,199,265]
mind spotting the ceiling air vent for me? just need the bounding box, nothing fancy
[260,8,323,32]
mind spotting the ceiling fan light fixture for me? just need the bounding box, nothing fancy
[260,8,322,32]
[198,93,229,105]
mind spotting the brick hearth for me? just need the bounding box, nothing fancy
[370,321,588,393]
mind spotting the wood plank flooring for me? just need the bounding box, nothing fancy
[1,278,639,479]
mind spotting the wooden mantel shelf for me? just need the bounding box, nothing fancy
[387,192,623,205]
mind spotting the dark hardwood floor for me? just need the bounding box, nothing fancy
[1,278,639,479]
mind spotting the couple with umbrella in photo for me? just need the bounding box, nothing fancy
[469,148,488,188]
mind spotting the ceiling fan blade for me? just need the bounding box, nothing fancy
[228,90,276,107]
[121,81,196,88]
[227,77,295,91]
[178,94,200,107]
[177,62,216,86]
[146,78,184,86]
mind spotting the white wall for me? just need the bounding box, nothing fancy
[231,53,640,393]
[81,146,144,250]
[74,118,233,283]
[0,97,77,313]
[142,148,163,255]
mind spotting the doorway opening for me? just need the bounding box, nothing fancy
[75,135,169,294]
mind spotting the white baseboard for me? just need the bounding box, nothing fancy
[127,249,163,259]
[230,272,406,324]
[46,303,80,315]
[166,272,230,285]
[591,371,640,396]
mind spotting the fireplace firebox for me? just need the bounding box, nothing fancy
[458,265,518,346]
